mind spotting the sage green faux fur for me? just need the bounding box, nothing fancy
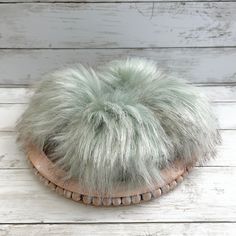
[16,58,220,195]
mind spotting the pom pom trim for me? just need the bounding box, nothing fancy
[27,143,195,207]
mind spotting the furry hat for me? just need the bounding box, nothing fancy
[16,58,220,197]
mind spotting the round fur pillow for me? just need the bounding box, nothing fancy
[16,58,220,196]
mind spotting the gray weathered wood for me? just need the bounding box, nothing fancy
[0,0,230,2]
[199,85,236,102]
[1,3,236,48]
[0,103,235,131]
[213,103,236,129]
[0,104,25,131]
[1,48,236,84]
[0,0,235,233]
[0,130,234,169]
[0,86,235,104]
[0,88,33,103]
[1,223,236,236]
[0,167,235,223]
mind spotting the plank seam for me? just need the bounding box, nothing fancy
[0,221,236,224]
[0,1,235,4]
[2,46,236,50]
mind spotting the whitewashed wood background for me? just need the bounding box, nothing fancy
[0,0,236,235]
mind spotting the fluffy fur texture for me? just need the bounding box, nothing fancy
[16,58,220,195]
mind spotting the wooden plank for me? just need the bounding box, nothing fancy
[0,88,33,103]
[0,130,235,169]
[1,86,236,104]
[199,86,236,102]
[213,103,236,129]
[1,223,236,236]
[0,0,230,2]
[1,48,236,84]
[0,167,235,223]
[0,104,26,132]
[0,132,26,169]
[0,103,235,131]
[1,3,236,48]
[206,130,236,167]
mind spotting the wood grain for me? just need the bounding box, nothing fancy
[0,130,234,169]
[1,3,236,48]
[0,102,235,131]
[0,88,33,103]
[0,0,230,2]
[1,223,236,236]
[0,0,235,233]
[0,167,235,223]
[1,48,236,84]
